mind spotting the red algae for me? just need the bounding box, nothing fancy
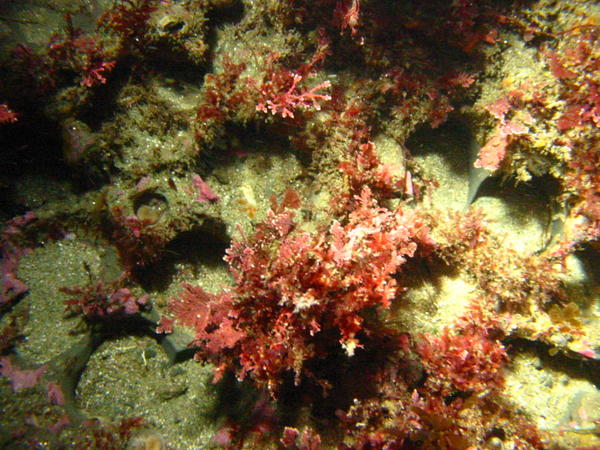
[0,0,598,448]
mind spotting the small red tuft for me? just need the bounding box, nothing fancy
[0,357,45,392]
[192,175,220,203]
[0,104,18,123]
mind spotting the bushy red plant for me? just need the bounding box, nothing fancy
[109,206,169,268]
[13,14,115,93]
[336,310,544,449]
[193,57,250,143]
[339,140,413,203]
[160,187,434,395]
[61,278,148,319]
[566,145,600,238]
[98,0,157,47]
[545,27,599,131]
[0,103,17,123]
[281,426,322,450]
[256,69,331,119]
[416,318,507,396]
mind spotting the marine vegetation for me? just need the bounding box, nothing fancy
[0,0,599,448]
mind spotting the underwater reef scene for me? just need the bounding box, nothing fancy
[1,0,600,448]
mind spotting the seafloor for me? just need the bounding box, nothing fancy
[0,0,599,448]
